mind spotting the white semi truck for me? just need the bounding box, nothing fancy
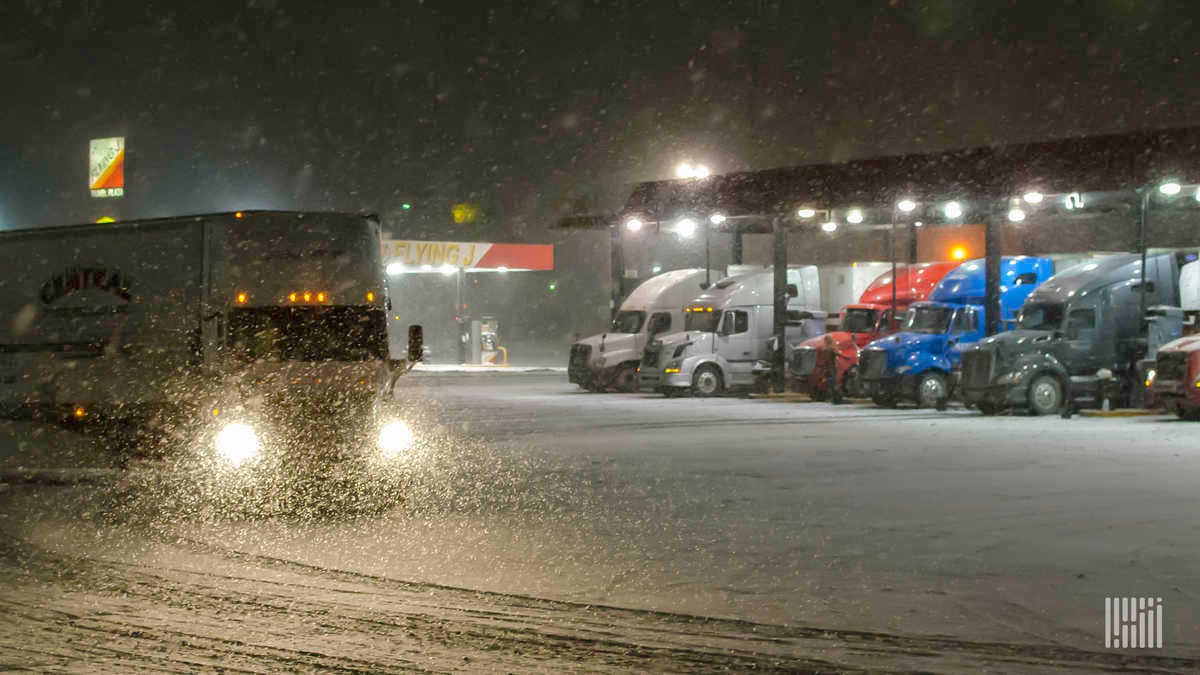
[637,268,826,396]
[0,211,422,481]
[568,268,722,391]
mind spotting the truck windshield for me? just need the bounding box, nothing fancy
[685,311,721,332]
[228,306,387,362]
[841,308,878,333]
[904,306,953,334]
[610,310,646,333]
[1019,303,1066,331]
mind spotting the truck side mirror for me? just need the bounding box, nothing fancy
[407,324,424,362]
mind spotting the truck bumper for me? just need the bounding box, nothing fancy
[638,368,690,393]
[962,384,1023,408]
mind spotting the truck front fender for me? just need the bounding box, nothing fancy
[1007,351,1070,389]
[899,351,950,377]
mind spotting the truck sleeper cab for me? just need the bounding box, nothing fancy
[789,262,960,399]
[859,257,1054,408]
[638,268,825,397]
[962,253,1183,415]
[568,268,720,392]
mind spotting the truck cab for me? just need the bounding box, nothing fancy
[638,268,824,397]
[962,253,1183,415]
[568,268,719,392]
[1149,259,1200,419]
[859,257,1054,408]
[789,262,959,399]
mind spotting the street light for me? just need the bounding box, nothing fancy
[624,217,643,232]
[675,163,710,179]
[1158,181,1182,196]
[897,199,917,212]
[1022,191,1044,204]
[1007,208,1026,222]
[943,201,963,219]
[709,213,726,225]
[821,221,838,233]
[846,208,864,224]
[797,208,816,219]
[675,217,697,238]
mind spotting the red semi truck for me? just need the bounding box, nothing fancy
[788,262,959,399]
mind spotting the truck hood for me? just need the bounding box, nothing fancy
[1158,335,1200,354]
[652,330,711,361]
[797,330,872,352]
[975,329,1058,356]
[573,332,638,367]
[864,332,950,369]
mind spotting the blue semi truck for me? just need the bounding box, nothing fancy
[859,256,1055,408]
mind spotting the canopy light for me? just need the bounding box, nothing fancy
[709,213,726,225]
[821,221,838,233]
[897,199,917,212]
[1159,181,1182,196]
[439,264,457,276]
[913,221,924,228]
[846,209,864,224]
[1007,208,1026,222]
[943,201,963,219]
[797,208,816,218]
[675,163,710,179]
[624,217,644,232]
[951,246,968,260]
[675,218,697,238]
[386,263,404,276]
[1022,191,1044,204]
[651,264,662,274]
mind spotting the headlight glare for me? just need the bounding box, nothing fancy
[378,420,415,458]
[215,422,261,467]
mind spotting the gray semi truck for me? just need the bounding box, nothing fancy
[961,253,1185,414]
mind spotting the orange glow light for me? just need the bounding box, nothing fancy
[288,292,298,303]
[73,406,86,419]
[235,292,248,304]
[303,292,312,302]
[235,211,244,219]
[366,291,375,302]
[316,291,327,303]
[951,246,968,260]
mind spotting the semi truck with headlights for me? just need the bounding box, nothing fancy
[0,211,422,496]
[637,268,825,397]
[859,256,1055,408]
[961,253,1185,415]
[568,268,721,392]
[1143,259,1199,419]
[789,262,959,399]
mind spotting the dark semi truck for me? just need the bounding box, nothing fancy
[961,253,1185,415]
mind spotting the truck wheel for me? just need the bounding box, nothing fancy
[1027,375,1063,416]
[916,372,949,409]
[611,364,639,393]
[692,365,724,397]
[842,367,864,399]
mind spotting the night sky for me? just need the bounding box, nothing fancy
[3,0,1200,238]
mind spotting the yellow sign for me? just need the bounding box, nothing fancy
[89,137,125,198]
[452,203,479,224]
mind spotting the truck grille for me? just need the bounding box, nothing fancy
[961,349,995,390]
[568,343,591,381]
[860,349,887,380]
[641,342,661,368]
[791,349,818,376]
[1156,351,1188,381]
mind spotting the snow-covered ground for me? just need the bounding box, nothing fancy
[3,375,1199,670]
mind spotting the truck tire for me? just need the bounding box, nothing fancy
[1027,374,1063,416]
[916,372,949,409]
[610,364,639,393]
[692,365,724,397]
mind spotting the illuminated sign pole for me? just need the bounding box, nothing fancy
[89,137,125,198]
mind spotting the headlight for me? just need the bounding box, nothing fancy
[215,422,261,467]
[378,420,415,458]
[1144,369,1157,388]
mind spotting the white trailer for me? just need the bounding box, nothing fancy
[568,268,721,391]
[637,268,825,396]
[0,211,422,478]
[818,262,892,320]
